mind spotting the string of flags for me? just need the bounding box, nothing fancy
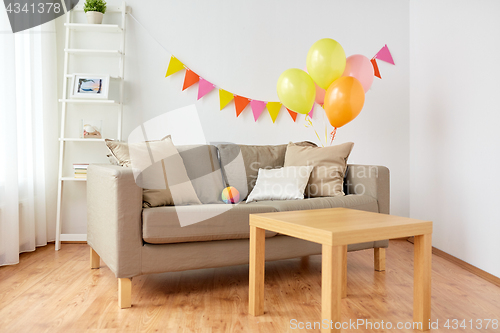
[165,57,304,123]
[165,45,394,123]
[128,13,395,124]
[371,44,395,79]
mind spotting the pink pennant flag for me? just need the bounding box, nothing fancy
[197,78,215,100]
[250,100,267,121]
[374,44,395,65]
[308,104,315,118]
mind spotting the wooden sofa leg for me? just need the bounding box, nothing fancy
[90,247,100,269]
[300,256,309,267]
[374,248,386,272]
[118,278,132,309]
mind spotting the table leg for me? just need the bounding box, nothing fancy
[322,244,343,333]
[342,245,347,298]
[249,225,266,316]
[413,233,432,331]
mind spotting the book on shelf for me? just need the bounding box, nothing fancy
[73,163,89,169]
[73,163,89,178]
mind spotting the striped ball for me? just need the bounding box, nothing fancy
[221,186,240,204]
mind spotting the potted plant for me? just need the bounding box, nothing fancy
[84,0,107,24]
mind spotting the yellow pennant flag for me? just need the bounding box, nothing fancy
[165,56,185,77]
[219,89,234,110]
[267,102,282,123]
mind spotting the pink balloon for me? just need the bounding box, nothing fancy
[304,66,325,105]
[341,55,374,92]
[314,82,325,105]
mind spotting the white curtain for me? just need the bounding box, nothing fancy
[0,12,59,266]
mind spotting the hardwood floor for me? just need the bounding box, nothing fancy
[0,240,499,332]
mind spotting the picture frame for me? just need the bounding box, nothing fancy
[71,74,110,99]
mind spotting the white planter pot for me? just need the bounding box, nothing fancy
[86,11,103,24]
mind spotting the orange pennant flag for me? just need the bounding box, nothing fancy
[234,95,250,117]
[371,58,381,79]
[182,69,200,90]
[286,108,298,122]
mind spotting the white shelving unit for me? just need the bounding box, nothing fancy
[58,99,120,105]
[55,2,128,250]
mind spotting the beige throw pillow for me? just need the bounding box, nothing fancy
[105,136,201,207]
[105,139,131,167]
[284,142,354,197]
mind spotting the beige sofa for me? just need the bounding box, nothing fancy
[87,143,390,308]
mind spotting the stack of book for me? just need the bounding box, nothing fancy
[73,163,89,179]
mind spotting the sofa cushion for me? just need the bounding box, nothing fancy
[284,142,354,197]
[246,165,314,203]
[126,135,202,207]
[217,141,316,201]
[143,203,278,244]
[105,139,224,205]
[177,145,225,204]
[245,195,378,213]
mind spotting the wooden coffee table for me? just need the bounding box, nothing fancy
[248,208,432,332]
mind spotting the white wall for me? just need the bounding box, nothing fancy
[56,1,410,233]
[410,0,500,277]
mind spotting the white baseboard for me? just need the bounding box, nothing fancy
[60,234,87,242]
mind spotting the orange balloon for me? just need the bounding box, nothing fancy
[324,76,365,128]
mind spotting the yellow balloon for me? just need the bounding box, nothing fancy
[306,38,346,90]
[276,68,316,114]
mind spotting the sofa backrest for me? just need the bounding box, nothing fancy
[217,142,316,201]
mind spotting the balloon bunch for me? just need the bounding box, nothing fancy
[277,38,374,142]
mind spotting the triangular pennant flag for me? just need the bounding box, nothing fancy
[371,58,381,79]
[165,56,185,77]
[234,95,250,117]
[219,89,234,110]
[250,100,267,122]
[267,102,282,123]
[182,69,200,91]
[197,78,215,100]
[286,108,298,122]
[374,44,395,65]
[308,104,315,118]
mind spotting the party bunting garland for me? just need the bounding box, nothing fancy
[374,44,395,65]
[182,69,199,90]
[250,100,267,121]
[286,108,298,122]
[267,102,282,123]
[163,45,392,124]
[219,89,234,110]
[131,13,394,125]
[165,56,185,77]
[198,78,215,100]
[370,44,395,79]
[165,44,392,123]
[371,58,382,79]
[308,105,314,118]
[165,55,300,123]
[234,95,251,117]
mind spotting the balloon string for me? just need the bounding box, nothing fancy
[330,127,337,145]
[325,123,328,145]
[304,115,325,147]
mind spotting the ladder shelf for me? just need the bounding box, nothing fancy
[55,2,127,250]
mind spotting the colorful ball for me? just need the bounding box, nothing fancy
[221,186,240,204]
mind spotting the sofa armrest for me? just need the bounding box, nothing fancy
[87,164,143,278]
[345,164,390,214]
